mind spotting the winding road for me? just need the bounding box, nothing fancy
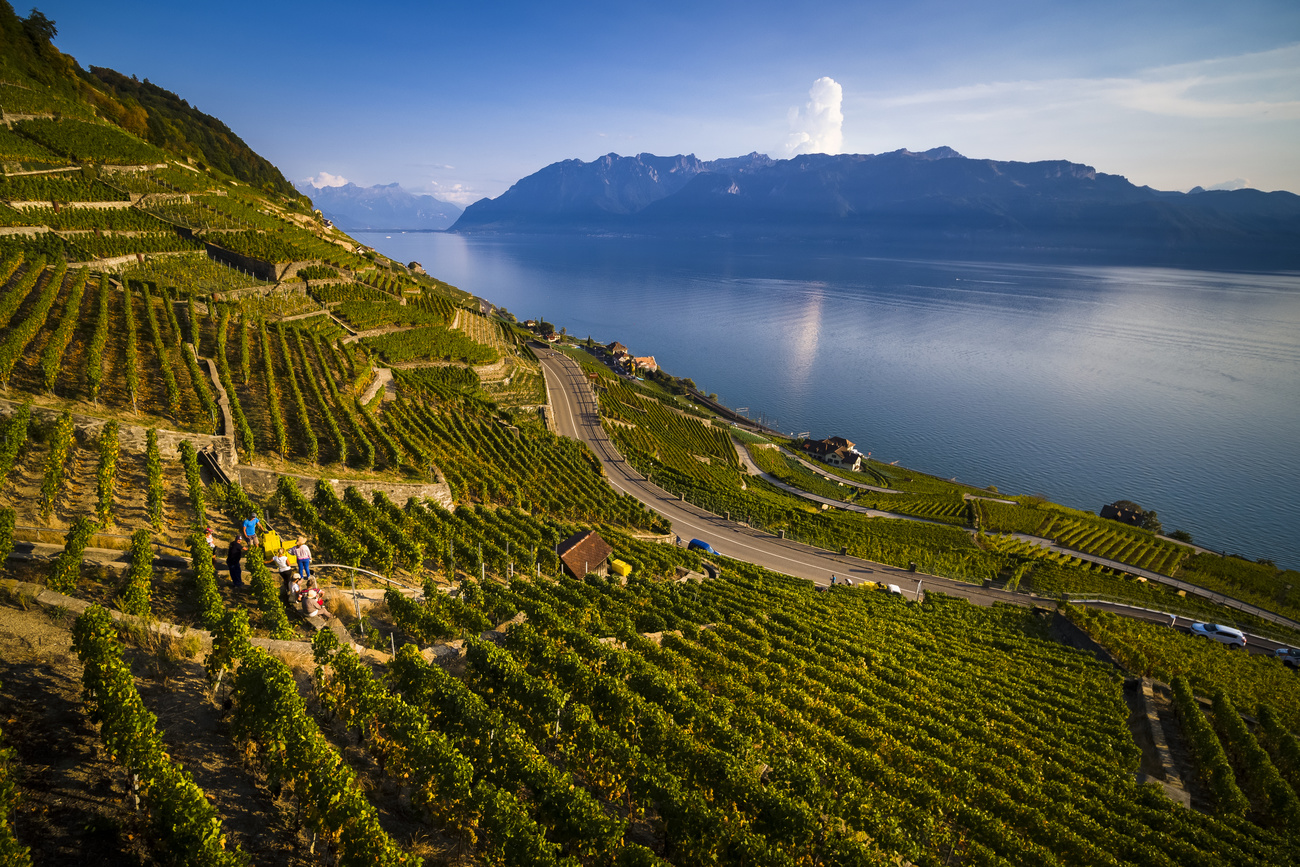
[536,345,1299,652]
[538,346,1037,608]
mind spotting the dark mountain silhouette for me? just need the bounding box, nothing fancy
[299,181,463,231]
[451,148,1300,267]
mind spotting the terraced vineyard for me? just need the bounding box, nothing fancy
[0,257,217,430]
[18,528,1266,866]
[2,14,1299,864]
[1037,514,1191,574]
[364,324,499,365]
[339,564,1298,865]
[0,410,223,549]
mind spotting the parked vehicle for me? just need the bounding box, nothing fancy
[687,539,717,555]
[1190,622,1247,649]
[1276,647,1300,669]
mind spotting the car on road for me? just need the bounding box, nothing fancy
[687,539,718,556]
[1190,622,1247,648]
[1276,647,1300,669]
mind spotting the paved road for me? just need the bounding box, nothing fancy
[537,346,1041,608]
[1010,534,1300,633]
[537,345,1300,651]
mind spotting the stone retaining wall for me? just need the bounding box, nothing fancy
[0,398,234,461]
[1138,677,1192,807]
[203,241,277,281]
[236,465,453,509]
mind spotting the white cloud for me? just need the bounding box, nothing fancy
[303,171,350,188]
[423,180,482,206]
[1205,178,1251,191]
[848,43,1300,192]
[787,77,844,155]
[875,43,1300,122]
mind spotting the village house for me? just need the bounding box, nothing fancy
[606,341,628,356]
[556,529,614,579]
[633,355,658,374]
[802,436,862,471]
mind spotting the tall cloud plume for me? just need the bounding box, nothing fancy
[787,77,844,155]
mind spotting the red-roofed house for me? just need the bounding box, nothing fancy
[556,529,614,579]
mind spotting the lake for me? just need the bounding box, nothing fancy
[357,231,1300,570]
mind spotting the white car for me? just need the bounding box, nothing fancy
[1190,622,1247,649]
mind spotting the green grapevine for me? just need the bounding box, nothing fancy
[275,323,317,462]
[71,605,246,866]
[94,421,119,528]
[258,319,288,456]
[145,428,164,530]
[0,259,66,385]
[48,516,95,593]
[0,401,32,494]
[120,529,154,617]
[38,411,76,521]
[38,267,89,392]
[85,275,111,402]
[178,440,206,529]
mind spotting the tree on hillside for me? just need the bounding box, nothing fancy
[22,8,55,47]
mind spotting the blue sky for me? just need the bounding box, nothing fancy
[41,0,1300,204]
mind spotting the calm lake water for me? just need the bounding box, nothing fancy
[358,232,1300,570]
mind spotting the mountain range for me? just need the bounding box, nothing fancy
[299,181,463,231]
[451,148,1300,267]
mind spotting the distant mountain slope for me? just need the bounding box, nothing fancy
[300,181,463,231]
[452,151,771,230]
[452,148,1300,266]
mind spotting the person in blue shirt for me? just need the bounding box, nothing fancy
[242,515,261,547]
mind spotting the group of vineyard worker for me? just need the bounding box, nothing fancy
[212,513,329,618]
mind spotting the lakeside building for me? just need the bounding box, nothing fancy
[802,436,862,471]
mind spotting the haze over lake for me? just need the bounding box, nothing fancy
[360,232,1300,570]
